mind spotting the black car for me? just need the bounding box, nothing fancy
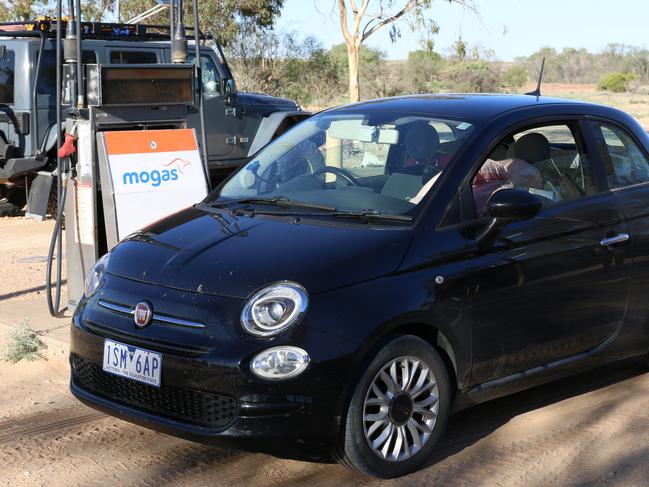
[70,94,649,478]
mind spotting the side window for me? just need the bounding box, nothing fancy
[0,49,15,104]
[109,51,158,64]
[471,123,597,216]
[39,50,96,96]
[187,54,221,95]
[591,122,649,188]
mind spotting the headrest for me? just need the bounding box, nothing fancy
[405,122,440,162]
[491,135,515,161]
[513,133,551,164]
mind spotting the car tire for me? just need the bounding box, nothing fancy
[338,335,451,478]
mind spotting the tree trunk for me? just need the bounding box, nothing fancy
[347,43,361,103]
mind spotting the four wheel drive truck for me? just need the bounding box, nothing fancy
[0,21,310,217]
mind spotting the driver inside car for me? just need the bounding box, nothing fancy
[472,133,545,215]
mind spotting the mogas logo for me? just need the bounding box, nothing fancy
[122,158,191,187]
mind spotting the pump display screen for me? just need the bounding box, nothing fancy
[89,65,194,106]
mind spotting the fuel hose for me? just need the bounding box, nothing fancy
[46,2,65,318]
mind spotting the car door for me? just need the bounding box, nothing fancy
[466,119,631,384]
[0,45,19,154]
[186,52,238,159]
[590,118,649,355]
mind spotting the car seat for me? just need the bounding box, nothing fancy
[381,122,441,201]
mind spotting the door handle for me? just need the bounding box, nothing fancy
[600,233,630,247]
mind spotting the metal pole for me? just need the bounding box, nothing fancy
[31,31,44,156]
[75,0,84,107]
[192,0,211,191]
[169,0,175,43]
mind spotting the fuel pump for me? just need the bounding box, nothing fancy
[45,0,212,316]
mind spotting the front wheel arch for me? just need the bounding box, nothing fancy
[341,323,459,408]
[336,334,452,477]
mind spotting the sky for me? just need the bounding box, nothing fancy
[277,0,649,61]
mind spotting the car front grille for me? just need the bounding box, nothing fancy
[71,354,237,429]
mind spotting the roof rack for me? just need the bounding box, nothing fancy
[0,19,206,41]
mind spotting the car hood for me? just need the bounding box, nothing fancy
[236,92,299,111]
[107,206,413,299]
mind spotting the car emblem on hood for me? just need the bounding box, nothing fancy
[134,301,153,328]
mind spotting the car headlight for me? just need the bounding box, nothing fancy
[251,346,310,380]
[241,282,308,337]
[84,253,111,298]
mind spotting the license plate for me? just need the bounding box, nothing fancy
[102,339,162,387]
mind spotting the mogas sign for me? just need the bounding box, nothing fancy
[121,157,189,187]
[101,129,209,239]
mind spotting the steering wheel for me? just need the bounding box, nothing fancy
[314,166,361,186]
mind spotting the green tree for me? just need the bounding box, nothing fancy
[0,0,39,20]
[404,49,443,93]
[117,0,284,45]
[335,0,475,102]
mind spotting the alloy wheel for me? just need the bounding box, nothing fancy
[362,355,440,462]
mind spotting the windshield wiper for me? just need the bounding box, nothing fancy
[246,208,413,223]
[327,209,413,222]
[209,196,337,212]
[206,198,412,222]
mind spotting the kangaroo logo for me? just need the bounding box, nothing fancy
[163,158,191,174]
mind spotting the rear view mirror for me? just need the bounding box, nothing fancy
[475,189,543,248]
[224,78,237,105]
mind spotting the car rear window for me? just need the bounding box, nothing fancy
[109,51,158,64]
[38,50,97,97]
[0,49,15,104]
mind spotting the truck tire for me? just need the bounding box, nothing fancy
[0,198,22,217]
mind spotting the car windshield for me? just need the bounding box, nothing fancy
[213,111,477,219]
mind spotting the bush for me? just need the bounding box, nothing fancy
[502,65,528,90]
[445,61,502,93]
[597,72,637,93]
[1,319,45,363]
[404,50,443,94]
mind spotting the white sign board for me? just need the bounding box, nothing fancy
[102,129,208,240]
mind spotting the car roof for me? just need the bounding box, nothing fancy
[327,94,595,122]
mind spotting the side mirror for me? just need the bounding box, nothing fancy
[224,78,237,105]
[475,189,543,248]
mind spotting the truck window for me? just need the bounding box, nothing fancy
[0,49,15,104]
[110,51,158,64]
[187,54,221,95]
[38,50,97,97]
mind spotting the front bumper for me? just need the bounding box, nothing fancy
[70,275,359,461]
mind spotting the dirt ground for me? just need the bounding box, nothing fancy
[0,217,61,302]
[2,332,649,487]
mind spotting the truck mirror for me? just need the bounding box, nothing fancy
[224,78,237,105]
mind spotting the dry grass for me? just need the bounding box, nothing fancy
[525,83,649,130]
[306,83,649,131]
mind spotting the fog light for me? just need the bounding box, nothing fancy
[250,346,310,380]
